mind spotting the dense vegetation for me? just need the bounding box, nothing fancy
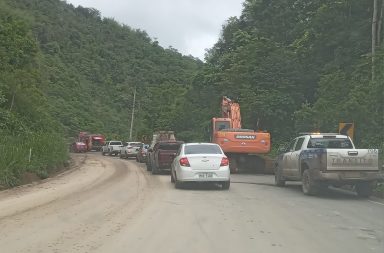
[179,0,384,153]
[0,0,201,186]
[0,0,383,187]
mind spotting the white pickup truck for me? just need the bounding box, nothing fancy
[101,141,123,156]
[275,133,383,197]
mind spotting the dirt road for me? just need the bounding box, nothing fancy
[0,153,383,253]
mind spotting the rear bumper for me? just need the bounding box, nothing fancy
[177,167,230,182]
[312,170,384,182]
[125,153,138,157]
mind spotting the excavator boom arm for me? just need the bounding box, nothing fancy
[221,96,242,129]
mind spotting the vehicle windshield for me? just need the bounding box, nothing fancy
[215,121,230,131]
[184,145,222,155]
[110,141,122,146]
[128,143,142,147]
[307,138,353,149]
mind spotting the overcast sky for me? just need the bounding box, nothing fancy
[65,0,244,60]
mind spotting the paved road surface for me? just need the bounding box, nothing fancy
[0,153,383,253]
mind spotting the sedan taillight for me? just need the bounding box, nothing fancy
[220,157,229,166]
[179,157,190,167]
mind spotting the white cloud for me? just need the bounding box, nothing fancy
[65,0,244,60]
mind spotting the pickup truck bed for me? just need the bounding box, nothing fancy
[275,134,383,197]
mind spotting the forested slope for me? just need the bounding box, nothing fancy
[0,0,201,186]
[180,0,383,151]
[1,0,383,187]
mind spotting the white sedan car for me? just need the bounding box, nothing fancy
[171,143,230,189]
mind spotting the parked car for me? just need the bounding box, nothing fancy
[70,141,87,153]
[171,143,230,189]
[136,144,149,163]
[120,142,143,159]
[101,141,123,156]
[274,133,383,197]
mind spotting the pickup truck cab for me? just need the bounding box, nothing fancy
[146,141,184,174]
[101,141,123,156]
[275,133,383,197]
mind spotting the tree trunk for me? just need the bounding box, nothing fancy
[372,0,378,81]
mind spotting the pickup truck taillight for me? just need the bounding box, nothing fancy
[179,157,190,167]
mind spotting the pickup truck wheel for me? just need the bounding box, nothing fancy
[146,161,151,171]
[355,182,373,198]
[274,165,286,187]
[222,181,230,190]
[102,152,106,156]
[151,163,158,175]
[302,170,318,195]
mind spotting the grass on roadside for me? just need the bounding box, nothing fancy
[0,132,69,187]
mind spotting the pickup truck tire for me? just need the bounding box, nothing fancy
[355,182,373,198]
[302,169,319,195]
[151,163,158,175]
[146,160,152,171]
[102,152,106,156]
[222,181,230,190]
[274,165,286,187]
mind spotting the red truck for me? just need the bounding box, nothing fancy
[146,141,184,174]
[78,132,106,151]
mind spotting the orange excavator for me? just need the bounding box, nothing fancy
[211,96,271,172]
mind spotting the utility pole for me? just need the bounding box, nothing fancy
[129,87,136,140]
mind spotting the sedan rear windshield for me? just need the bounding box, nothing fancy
[184,145,222,155]
[159,143,181,150]
[307,138,353,149]
[110,141,122,146]
[128,143,142,147]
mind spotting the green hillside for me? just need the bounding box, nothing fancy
[0,0,382,187]
[178,0,384,152]
[0,0,201,186]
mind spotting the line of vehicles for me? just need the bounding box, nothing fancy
[77,96,383,196]
[101,131,231,189]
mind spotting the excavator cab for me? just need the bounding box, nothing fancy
[215,120,231,131]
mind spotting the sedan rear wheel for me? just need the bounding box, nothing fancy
[174,173,182,189]
[171,172,175,183]
[222,181,230,190]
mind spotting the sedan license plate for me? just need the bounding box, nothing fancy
[198,173,213,178]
